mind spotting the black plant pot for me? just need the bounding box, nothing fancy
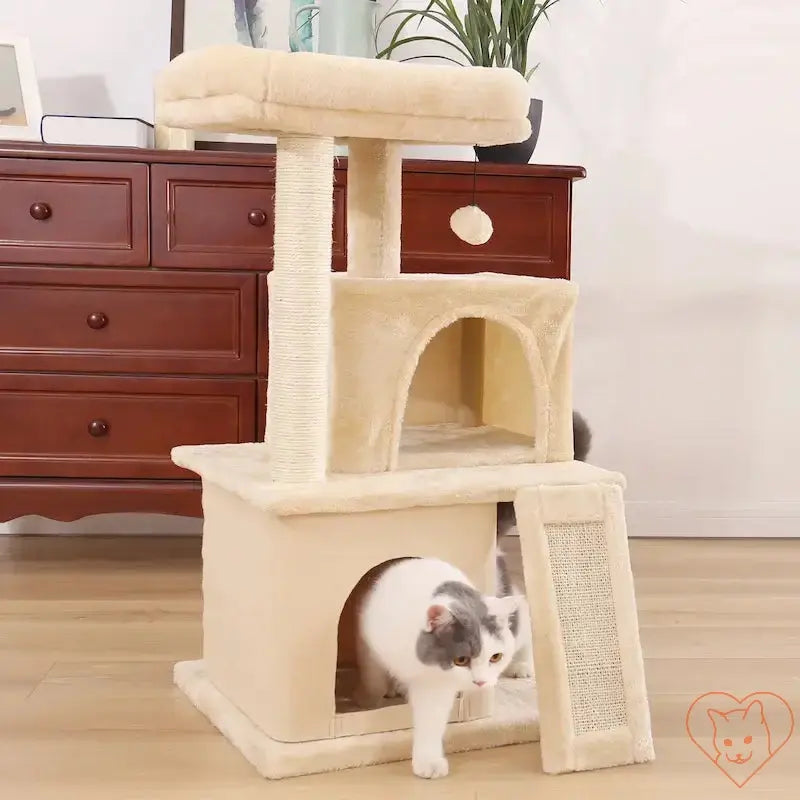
[474,98,543,165]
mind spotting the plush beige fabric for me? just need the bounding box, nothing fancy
[196,482,497,744]
[153,125,193,149]
[328,272,577,473]
[346,139,402,277]
[398,423,537,470]
[154,45,531,145]
[175,660,539,779]
[515,484,655,774]
[171,443,624,517]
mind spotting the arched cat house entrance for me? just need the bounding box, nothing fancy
[328,274,576,474]
[389,307,550,471]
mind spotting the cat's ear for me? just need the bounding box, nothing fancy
[744,700,766,724]
[425,604,454,632]
[707,709,725,728]
[487,594,524,626]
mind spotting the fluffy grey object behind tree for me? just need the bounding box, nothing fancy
[496,411,593,537]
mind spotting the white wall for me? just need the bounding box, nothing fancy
[0,0,170,121]
[2,1,799,536]
[528,0,800,535]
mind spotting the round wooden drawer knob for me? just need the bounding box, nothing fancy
[248,209,267,227]
[29,202,52,221]
[86,312,108,330]
[88,419,110,437]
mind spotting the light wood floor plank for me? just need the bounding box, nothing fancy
[2,535,798,798]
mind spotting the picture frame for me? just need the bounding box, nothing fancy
[0,34,42,142]
[170,0,314,59]
[170,0,288,151]
[170,0,187,60]
[169,0,323,152]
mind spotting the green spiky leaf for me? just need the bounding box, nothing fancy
[375,0,570,79]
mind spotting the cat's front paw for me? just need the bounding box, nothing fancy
[352,684,381,710]
[412,754,449,779]
[503,661,533,679]
[385,677,406,699]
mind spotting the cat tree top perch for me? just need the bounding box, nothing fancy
[159,45,591,492]
[155,45,532,144]
[155,44,653,780]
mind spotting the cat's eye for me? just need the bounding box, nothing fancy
[744,736,753,744]
[489,653,503,663]
[723,738,733,747]
[453,656,470,667]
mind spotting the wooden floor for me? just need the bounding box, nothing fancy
[2,535,799,799]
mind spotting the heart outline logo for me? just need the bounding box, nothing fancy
[685,691,794,788]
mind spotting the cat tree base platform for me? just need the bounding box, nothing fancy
[174,660,540,779]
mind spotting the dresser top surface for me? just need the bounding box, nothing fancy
[0,141,585,180]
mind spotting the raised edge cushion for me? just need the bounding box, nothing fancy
[155,45,532,146]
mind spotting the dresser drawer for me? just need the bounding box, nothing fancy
[0,374,256,479]
[0,158,149,266]
[0,267,257,374]
[151,163,346,270]
[400,173,570,278]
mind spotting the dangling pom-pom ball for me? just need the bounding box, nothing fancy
[450,204,493,246]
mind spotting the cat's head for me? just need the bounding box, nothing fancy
[708,700,769,764]
[416,581,524,689]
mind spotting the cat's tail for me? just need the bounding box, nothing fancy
[497,501,517,538]
[573,410,593,462]
[496,410,593,539]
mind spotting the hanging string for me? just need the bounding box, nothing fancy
[449,151,493,246]
[471,151,479,207]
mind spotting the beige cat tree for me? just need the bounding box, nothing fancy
[155,45,655,779]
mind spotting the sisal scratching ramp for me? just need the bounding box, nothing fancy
[514,483,654,774]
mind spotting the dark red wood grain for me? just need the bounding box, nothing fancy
[0,373,256,480]
[0,158,149,266]
[0,266,257,374]
[0,142,582,522]
[0,479,201,523]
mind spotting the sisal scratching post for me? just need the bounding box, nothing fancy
[346,139,402,277]
[514,483,654,774]
[266,134,334,482]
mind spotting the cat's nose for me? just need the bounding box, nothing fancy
[473,680,486,687]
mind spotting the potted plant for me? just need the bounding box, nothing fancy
[375,0,562,163]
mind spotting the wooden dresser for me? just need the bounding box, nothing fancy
[0,142,584,522]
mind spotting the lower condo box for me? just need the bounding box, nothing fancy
[170,444,652,779]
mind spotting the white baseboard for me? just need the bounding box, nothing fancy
[4,503,800,539]
[0,513,202,535]
[502,502,800,539]
[623,501,800,538]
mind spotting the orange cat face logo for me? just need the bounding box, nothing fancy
[708,700,770,767]
[686,692,794,788]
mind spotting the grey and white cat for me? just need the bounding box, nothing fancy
[353,411,592,780]
[497,409,593,537]
[355,558,528,779]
